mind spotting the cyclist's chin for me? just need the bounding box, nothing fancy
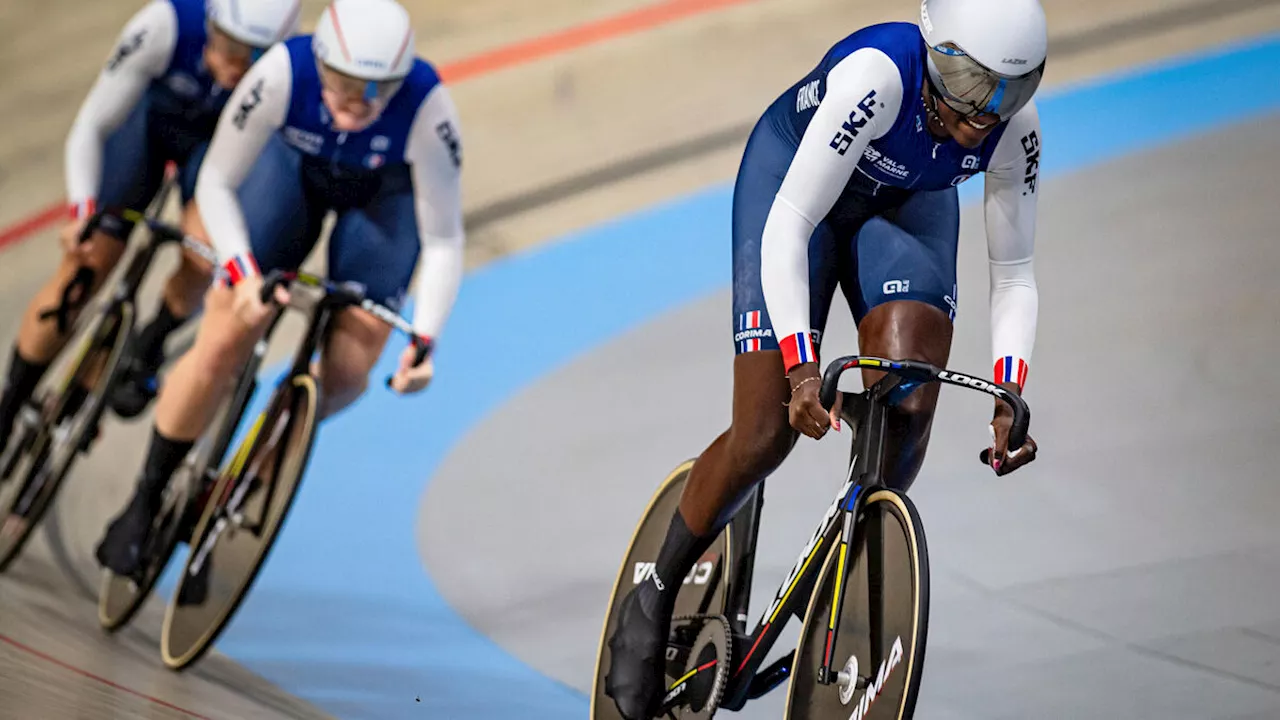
[947,118,999,149]
[322,97,384,132]
[329,110,377,132]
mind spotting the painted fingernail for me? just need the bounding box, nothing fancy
[993,459,1003,471]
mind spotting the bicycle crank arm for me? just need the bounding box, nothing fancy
[745,650,794,700]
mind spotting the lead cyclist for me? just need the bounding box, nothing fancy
[605,1,1047,717]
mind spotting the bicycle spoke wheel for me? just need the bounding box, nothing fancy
[160,375,319,670]
[591,460,733,720]
[0,303,132,572]
[785,488,929,720]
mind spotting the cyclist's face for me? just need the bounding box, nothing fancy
[205,27,261,88]
[319,65,393,132]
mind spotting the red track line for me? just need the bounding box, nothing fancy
[0,0,758,251]
[0,633,214,720]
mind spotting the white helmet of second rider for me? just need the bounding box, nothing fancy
[313,0,416,102]
[920,0,1047,120]
[207,0,301,54]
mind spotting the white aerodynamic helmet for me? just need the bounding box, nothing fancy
[920,0,1047,120]
[206,0,301,52]
[313,0,416,93]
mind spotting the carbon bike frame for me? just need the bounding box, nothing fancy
[702,357,1028,712]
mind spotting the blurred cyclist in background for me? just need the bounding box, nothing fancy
[0,0,300,455]
[95,0,467,577]
[606,0,1047,716]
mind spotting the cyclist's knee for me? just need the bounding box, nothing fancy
[318,359,369,402]
[894,384,940,422]
[318,309,390,403]
[60,229,125,275]
[726,411,795,478]
[189,287,255,375]
[165,251,215,316]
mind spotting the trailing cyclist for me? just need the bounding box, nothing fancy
[0,0,300,455]
[604,1,1046,717]
[95,0,466,577]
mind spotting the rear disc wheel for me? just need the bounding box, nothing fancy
[591,460,734,720]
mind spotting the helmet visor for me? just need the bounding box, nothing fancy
[927,42,1043,120]
[208,23,269,63]
[317,61,404,105]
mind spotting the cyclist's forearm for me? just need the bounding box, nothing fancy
[989,259,1037,387]
[405,86,466,341]
[409,234,464,341]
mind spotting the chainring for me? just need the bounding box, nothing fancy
[661,615,732,719]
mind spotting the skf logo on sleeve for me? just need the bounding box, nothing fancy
[435,120,462,168]
[106,30,147,72]
[1020,130,1040,195]
[232,78,265,130]
[829,90,878,156]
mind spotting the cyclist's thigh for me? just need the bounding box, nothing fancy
[844,186,960,324]
[97,94,168,241]
[326,166,419,316]
[238,136,325,275]
[731,119,840,361]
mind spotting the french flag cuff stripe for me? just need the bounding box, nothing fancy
[222,255,260,285]
[781,332,816,371]
[994,356,1029,387]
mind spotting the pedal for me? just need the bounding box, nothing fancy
[662,615,732,719]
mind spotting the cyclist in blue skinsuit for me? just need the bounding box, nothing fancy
[96,0,466,577]
[606,1,1047,717]
[0,0,300,455]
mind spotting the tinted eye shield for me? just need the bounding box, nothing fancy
[207,24,270,63]
[926,42,1044,121]
[317,63,405,103]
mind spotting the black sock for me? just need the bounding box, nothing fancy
[135,300,187,366]
[137,426,194,507]
[0,346,49,432]
[639,508,716,617]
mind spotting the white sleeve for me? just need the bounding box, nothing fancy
[403,85,466,342]
[760,48,904,371]
[64,0,176,212]
[194,44,292,277]
[982,101,1041,387]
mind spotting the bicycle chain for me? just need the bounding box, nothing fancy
[664,614,733,719]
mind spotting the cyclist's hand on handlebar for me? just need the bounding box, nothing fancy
[389,344,434,395]
[231,275,287,328]
[788,362,838,439]
[59,218,93,259]
[987,382,1037,476]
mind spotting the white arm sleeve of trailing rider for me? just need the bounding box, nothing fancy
[760,48,903,372]
[64,0,176,214]
[983,101,1041,387]
[403,85,466,342]
[194,44,292,281]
